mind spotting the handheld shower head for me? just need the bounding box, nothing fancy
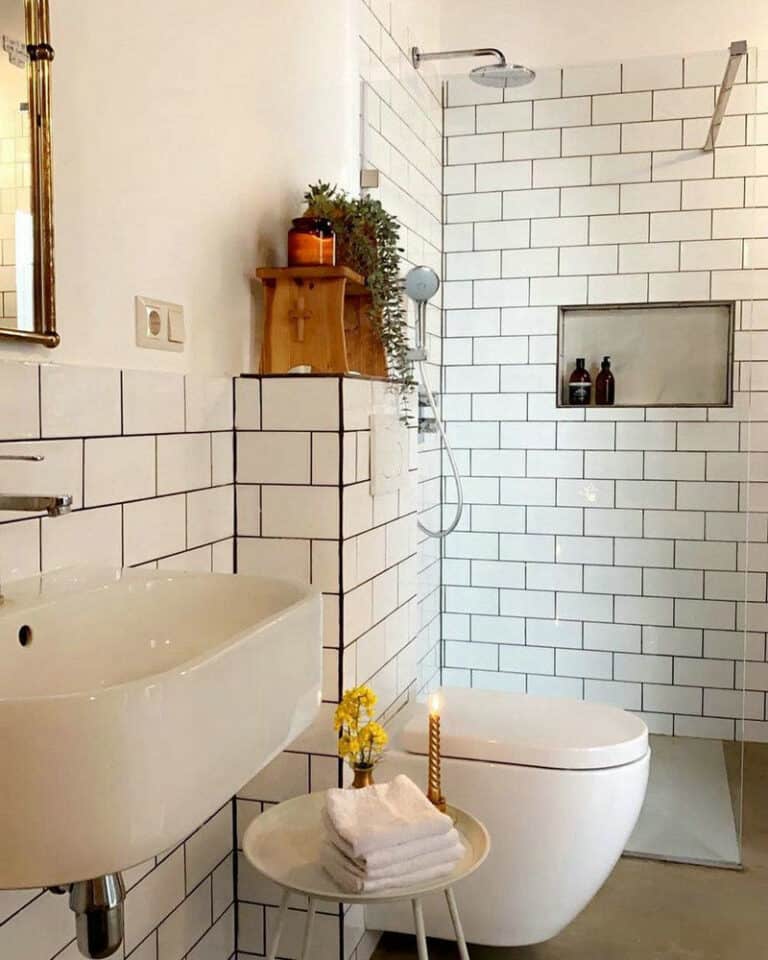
[405,265,440,303]
[404,266,440,362]
[402,264,465,540]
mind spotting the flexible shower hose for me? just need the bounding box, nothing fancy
[416,360,464,539]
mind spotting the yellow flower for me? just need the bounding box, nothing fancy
[360,721,388,748]
[333,701,352,731]
[334,686,387,765]
[338,733,363,762]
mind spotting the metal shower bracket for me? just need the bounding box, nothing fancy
[703,40,748,152]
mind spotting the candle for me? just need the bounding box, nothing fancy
[427,693,446,812]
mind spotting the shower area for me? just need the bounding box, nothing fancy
[414,40,768,869]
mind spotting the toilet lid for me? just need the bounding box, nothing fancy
[397,687,649,771]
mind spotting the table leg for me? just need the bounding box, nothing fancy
[299,897,317,960]
[267,888,291,960]
[411,898,429,960]
[444,887,470,960]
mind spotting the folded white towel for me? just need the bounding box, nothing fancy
[321,842,462,894]
[323,833,465,881]
[325,775,453,859]
[322,812,463,872]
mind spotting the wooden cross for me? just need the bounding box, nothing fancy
[288,294,312,342]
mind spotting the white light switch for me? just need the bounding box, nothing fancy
[168,307,185,343]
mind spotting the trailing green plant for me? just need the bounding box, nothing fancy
[304,182,415,410]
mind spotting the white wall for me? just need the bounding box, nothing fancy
[440,0,768,70]
[0,0,360,375]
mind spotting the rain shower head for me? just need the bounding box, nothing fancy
[411,46,535,88]
[471,62,536,88]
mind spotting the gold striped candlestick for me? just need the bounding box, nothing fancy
[427,693,446,812]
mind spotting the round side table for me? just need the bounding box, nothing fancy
[242,791,490,960]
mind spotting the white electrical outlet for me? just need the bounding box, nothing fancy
[135,296,185,352]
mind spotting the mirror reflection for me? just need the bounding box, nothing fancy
[0,0,32,332]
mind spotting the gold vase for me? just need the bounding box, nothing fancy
[352,764,374,788]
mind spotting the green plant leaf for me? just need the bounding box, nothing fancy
[303,182,416,420]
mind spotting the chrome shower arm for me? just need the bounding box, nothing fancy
[411,46,507,70]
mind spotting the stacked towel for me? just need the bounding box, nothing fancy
[321,774,464,894]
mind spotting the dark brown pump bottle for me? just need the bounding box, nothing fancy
[596,356,615,406]
[568,358,591,405]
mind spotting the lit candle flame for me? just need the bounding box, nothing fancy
[429,692,440,716]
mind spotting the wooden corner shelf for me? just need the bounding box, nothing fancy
[253,266,386,377]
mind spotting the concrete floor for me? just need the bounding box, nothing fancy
[373,742,768,960]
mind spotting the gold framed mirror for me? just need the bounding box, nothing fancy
[0,0,56,346]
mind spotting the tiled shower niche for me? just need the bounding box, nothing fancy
[557,301,735,407]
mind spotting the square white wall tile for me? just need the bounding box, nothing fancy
[503,129,560,161]
[123,369,185,435]
[41,364,121,438]
[158,433,211,495]
[477,101,532,134]
[563,62,621,97]
[622,55,682,93]
[0,360,39,439]
[534,97,590,129]
[237,431,311,484]
[187,485,234,548]
[41,506,122,570]
[185,376,233,432]
[593,153,651,185]
[448,132,503,165]
[238,537,311,583]
[620,181,681,213]
[654,87,713,121]
[235,377,261,430]
[212,432,234,486]
[85,435,155,507]
[212,538,234,573]
[313,433,340,485]
[261,485,339,539]
[562,124,621,157]
[124,494,186,566]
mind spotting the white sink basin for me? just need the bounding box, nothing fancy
[0,566,322,888]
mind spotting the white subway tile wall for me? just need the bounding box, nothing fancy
[442,48,768,738]
[0,361,236,959]
[359,0,443,737]
[234,375,420,960]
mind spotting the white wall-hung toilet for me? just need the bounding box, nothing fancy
[366,687,650,947]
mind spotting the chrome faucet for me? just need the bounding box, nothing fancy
[0,454,73,602]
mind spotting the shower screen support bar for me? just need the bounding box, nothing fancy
[703,40,748,152]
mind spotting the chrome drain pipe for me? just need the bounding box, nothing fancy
[49,873,125,958]
[70,874,125,959]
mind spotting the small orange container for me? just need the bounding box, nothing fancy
[287,217,336,267]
